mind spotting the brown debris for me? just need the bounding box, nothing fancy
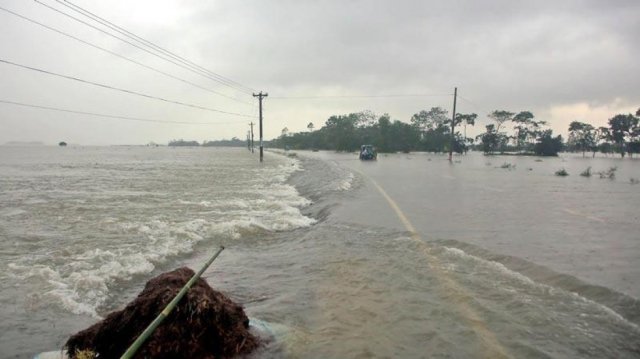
[65,267,260,359]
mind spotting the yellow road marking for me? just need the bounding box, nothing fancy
[563,208,605,223]
[368,177,510,358]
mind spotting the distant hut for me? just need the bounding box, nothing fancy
[58,141,67,147]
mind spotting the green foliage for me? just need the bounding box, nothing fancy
[567,121,596,156]
[555,168,569,176]
[608,114,639,157]
[580,167,592,177]
[169,139,200,146]
[488,110,515,132]
[512,111,545,152]
[534,130,563,156]
[272,111,422,153]
[202,138,245,147]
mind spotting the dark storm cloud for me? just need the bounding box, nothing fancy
[0,0,638,144]
[194,1,639,103]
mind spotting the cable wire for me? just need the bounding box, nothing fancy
[0,99,244,125]
[0,6,251,105]
[33,0,254,96]
[270,93,453,99]
[56,0,255,94]
[0,58,255,118]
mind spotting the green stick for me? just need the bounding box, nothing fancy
[120,246,225,359]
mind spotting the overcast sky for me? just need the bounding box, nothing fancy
[1,0,638,145]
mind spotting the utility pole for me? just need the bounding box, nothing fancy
[253,91,268,162]
[449,87,457,162]
[249,122,254,153]
[247,130,250,151]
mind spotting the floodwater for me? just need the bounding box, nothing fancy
[0,146,639,358]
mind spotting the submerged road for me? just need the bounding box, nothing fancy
[366,175,510,358]
[286,150,640,357]
[308,151,640,300]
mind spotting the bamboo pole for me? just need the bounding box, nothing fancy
[120,246,225,359]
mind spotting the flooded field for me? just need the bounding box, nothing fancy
[1,146,639,358]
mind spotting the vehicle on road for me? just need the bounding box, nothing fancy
[359,145,377,160]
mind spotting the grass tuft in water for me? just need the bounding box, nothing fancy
[580,167,592,177]
[597,166,617,179]
[555,168,569,176]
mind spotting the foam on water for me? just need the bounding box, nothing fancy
[439,246,640,331]
[2,148,316,318]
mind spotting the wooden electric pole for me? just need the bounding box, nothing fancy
[249,122,255,153]
[449,87,457,162]
[253,92,268,162]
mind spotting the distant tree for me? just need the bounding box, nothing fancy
[567,121,595,157]
[410,107,449,132]
[409,107,450,152]
[512,111,545,152]
[534,130,563,156]
[307,122,314,132]
[488,110,515,133]
[324,113,359,151]
[169,139,200,146]
[608,114,639,157]
[354,110,377,128]
[593,126,611,157]
[453,113,477,153]
[478,124,499,154]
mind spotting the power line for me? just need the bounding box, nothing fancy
[54,0,256,95]
[0,58,255,118]
[270,93,453,99]
[0,99,243,125]
[33,0,254,96]
[0,6,251,105]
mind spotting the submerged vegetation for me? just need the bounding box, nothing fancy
[598,167,617,179]
[555,168,569,176]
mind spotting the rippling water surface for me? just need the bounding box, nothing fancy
[0,146,639,358]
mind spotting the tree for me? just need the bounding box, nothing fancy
[355,110,377,128]
[488,110,515,133]
[593,127,611,157]
[307,122,314,132]
[409,107,451,153]
[324,114,359,151]
[450,113,477,153]
[478,124,500,154]
[512,111,545,152]
[567,121,595,157]
[410,107,449,132]
[534,130,563,156]
[608,114,639,157]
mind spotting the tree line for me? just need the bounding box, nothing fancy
[273,108,473,154]
[273,107,639,157]
[273,108,556,156]
[566,108,640,157]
